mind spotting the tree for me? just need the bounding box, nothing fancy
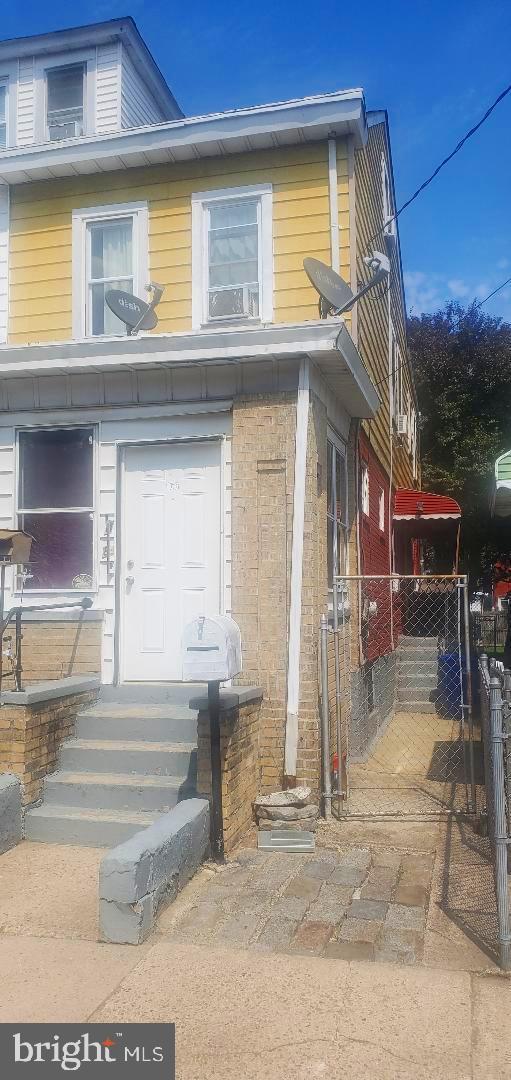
[408,301,511,586]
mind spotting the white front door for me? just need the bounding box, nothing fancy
[121,440,221,681]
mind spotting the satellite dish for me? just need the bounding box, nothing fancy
[105,283,164,335]
[303,258,354,316]
[304,252,391,319]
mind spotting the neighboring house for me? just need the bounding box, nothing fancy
[0,17,419,798]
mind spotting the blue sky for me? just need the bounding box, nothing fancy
[3,0,511,321]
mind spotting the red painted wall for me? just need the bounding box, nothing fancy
[358,432,401,659]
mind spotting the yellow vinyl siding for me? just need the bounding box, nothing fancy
[9,142,347,344]
[354,122,415,489]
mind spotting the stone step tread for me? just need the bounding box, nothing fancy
[25,804,160,825]
[45,770,186,789]
[398,636,439,644]
[64,738,197,753]
[80,704,198,720]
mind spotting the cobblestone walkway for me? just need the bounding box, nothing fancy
[169,846,435,964]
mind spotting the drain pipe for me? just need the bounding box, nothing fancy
[320,613,332,817]
[284,357,310,782]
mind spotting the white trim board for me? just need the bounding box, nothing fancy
[71,200,149,339]
[191,183,273,330]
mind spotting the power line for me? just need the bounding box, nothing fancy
[476,275,511,308]
[365,80,511,252]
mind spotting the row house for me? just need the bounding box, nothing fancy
[0,18,423,843]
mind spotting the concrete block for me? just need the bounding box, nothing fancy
[99,798,209,944]
[0,773,22,854]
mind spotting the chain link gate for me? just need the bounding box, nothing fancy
[321,575,477,818]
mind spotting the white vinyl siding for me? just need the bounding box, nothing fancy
[120,48,165,128]
[17,56,35,146]
[0,185,8,344]
[0,84,7,148]
[95,42,120,134]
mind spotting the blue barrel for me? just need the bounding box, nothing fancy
[437,652,463,719]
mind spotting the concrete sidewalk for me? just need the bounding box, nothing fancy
[0,929,510,1078]
[0,823,508,1078]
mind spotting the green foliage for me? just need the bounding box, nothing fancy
[407,301,511,584]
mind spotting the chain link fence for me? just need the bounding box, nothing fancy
[478,654,511,970]
[320,575,477,818]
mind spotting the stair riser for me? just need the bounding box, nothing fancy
[397,688,435,703]
[75,715,197,742]
[42,779,189,812]
[99,684,202,705]
[398,662,438,676]
[60,745,196,777]
[397,649,438,661]
[398,637,439,647]
[24,814,153,848]
[394,702,437,714]
[397,674,438,688]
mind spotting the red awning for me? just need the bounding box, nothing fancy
[394,488,461,521]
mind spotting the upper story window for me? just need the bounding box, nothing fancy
[47,64,85,140]
[191,184,273,329]
[72,201,148,339]
[0,82,7,148]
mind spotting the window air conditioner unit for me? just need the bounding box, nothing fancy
[396,414,408,437]
[49,119,82,141]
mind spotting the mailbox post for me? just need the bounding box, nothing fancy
[183,616,242,865]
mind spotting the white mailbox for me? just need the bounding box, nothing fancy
[182,615,242,682]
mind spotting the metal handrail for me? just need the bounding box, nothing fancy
[0,596,93,694]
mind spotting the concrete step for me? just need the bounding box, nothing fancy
[76,703,198,742]
[398,636,439,646]
[24,804,160,847]
[394,700,438,714]
[99,684,203,705]
[396,646,439,661]
[398,659,438,675]
[397,687,435,704]
[397,672,438,689]
[59,739,197,777]
[42,770,191,812]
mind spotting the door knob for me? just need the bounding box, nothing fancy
[126,575,135,587]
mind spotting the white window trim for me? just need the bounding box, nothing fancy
[72,201,149,340]
[378,485,385,532]
[15,422,98,594]
[361,462,370,517]
[34,49,96,143]
[0,62,18,149]
[191,183,273,330]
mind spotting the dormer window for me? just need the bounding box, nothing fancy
[47,64,84,141]
[0,83,7,148]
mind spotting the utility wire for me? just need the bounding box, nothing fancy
[476,275,511,308]
[365,80,511,252]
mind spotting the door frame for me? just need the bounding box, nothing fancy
[114,434,226,685]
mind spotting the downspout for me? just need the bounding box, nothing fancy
[284,356,310,782]
[387,285,395,649]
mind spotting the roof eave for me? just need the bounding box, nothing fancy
[0,90,367,184]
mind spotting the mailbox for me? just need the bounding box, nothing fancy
[182,615,242,682]
[0,529,33,566]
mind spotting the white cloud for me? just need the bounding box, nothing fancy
[447,278,470,299]
[497,258,510,270]
[404,271,442,314]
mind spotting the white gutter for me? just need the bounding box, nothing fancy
[328,138,340,274]
[284,357,310,781]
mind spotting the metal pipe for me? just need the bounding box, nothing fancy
[320,614,332,818]
[489,675,511,970]
[207,679,225,864]
[15,609,22,692]
[462,576,476,814]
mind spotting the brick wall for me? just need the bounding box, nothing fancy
[231,394,296,792]
[196,694,262,853]
[0,689,98,805]
[1,616,103,688]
